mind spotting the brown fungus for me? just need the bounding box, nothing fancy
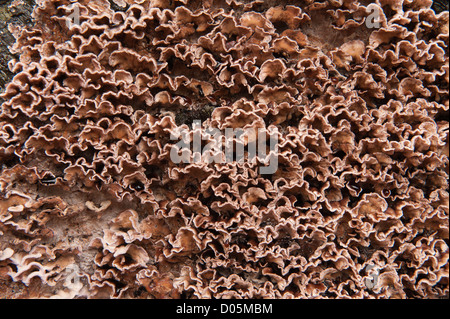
[0,0,448,299]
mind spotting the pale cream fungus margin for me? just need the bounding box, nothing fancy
[0,0,448,298]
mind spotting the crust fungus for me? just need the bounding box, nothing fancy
[0,0,448,299]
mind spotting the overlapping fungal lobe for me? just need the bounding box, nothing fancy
[0,0,448,298]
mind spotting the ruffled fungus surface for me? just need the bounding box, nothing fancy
[0,0,448,298]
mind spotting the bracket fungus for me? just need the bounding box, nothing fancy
[0,0,448,298]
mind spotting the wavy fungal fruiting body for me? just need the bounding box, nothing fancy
[0,0,448,299]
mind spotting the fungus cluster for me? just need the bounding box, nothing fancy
[0,0,448,298]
